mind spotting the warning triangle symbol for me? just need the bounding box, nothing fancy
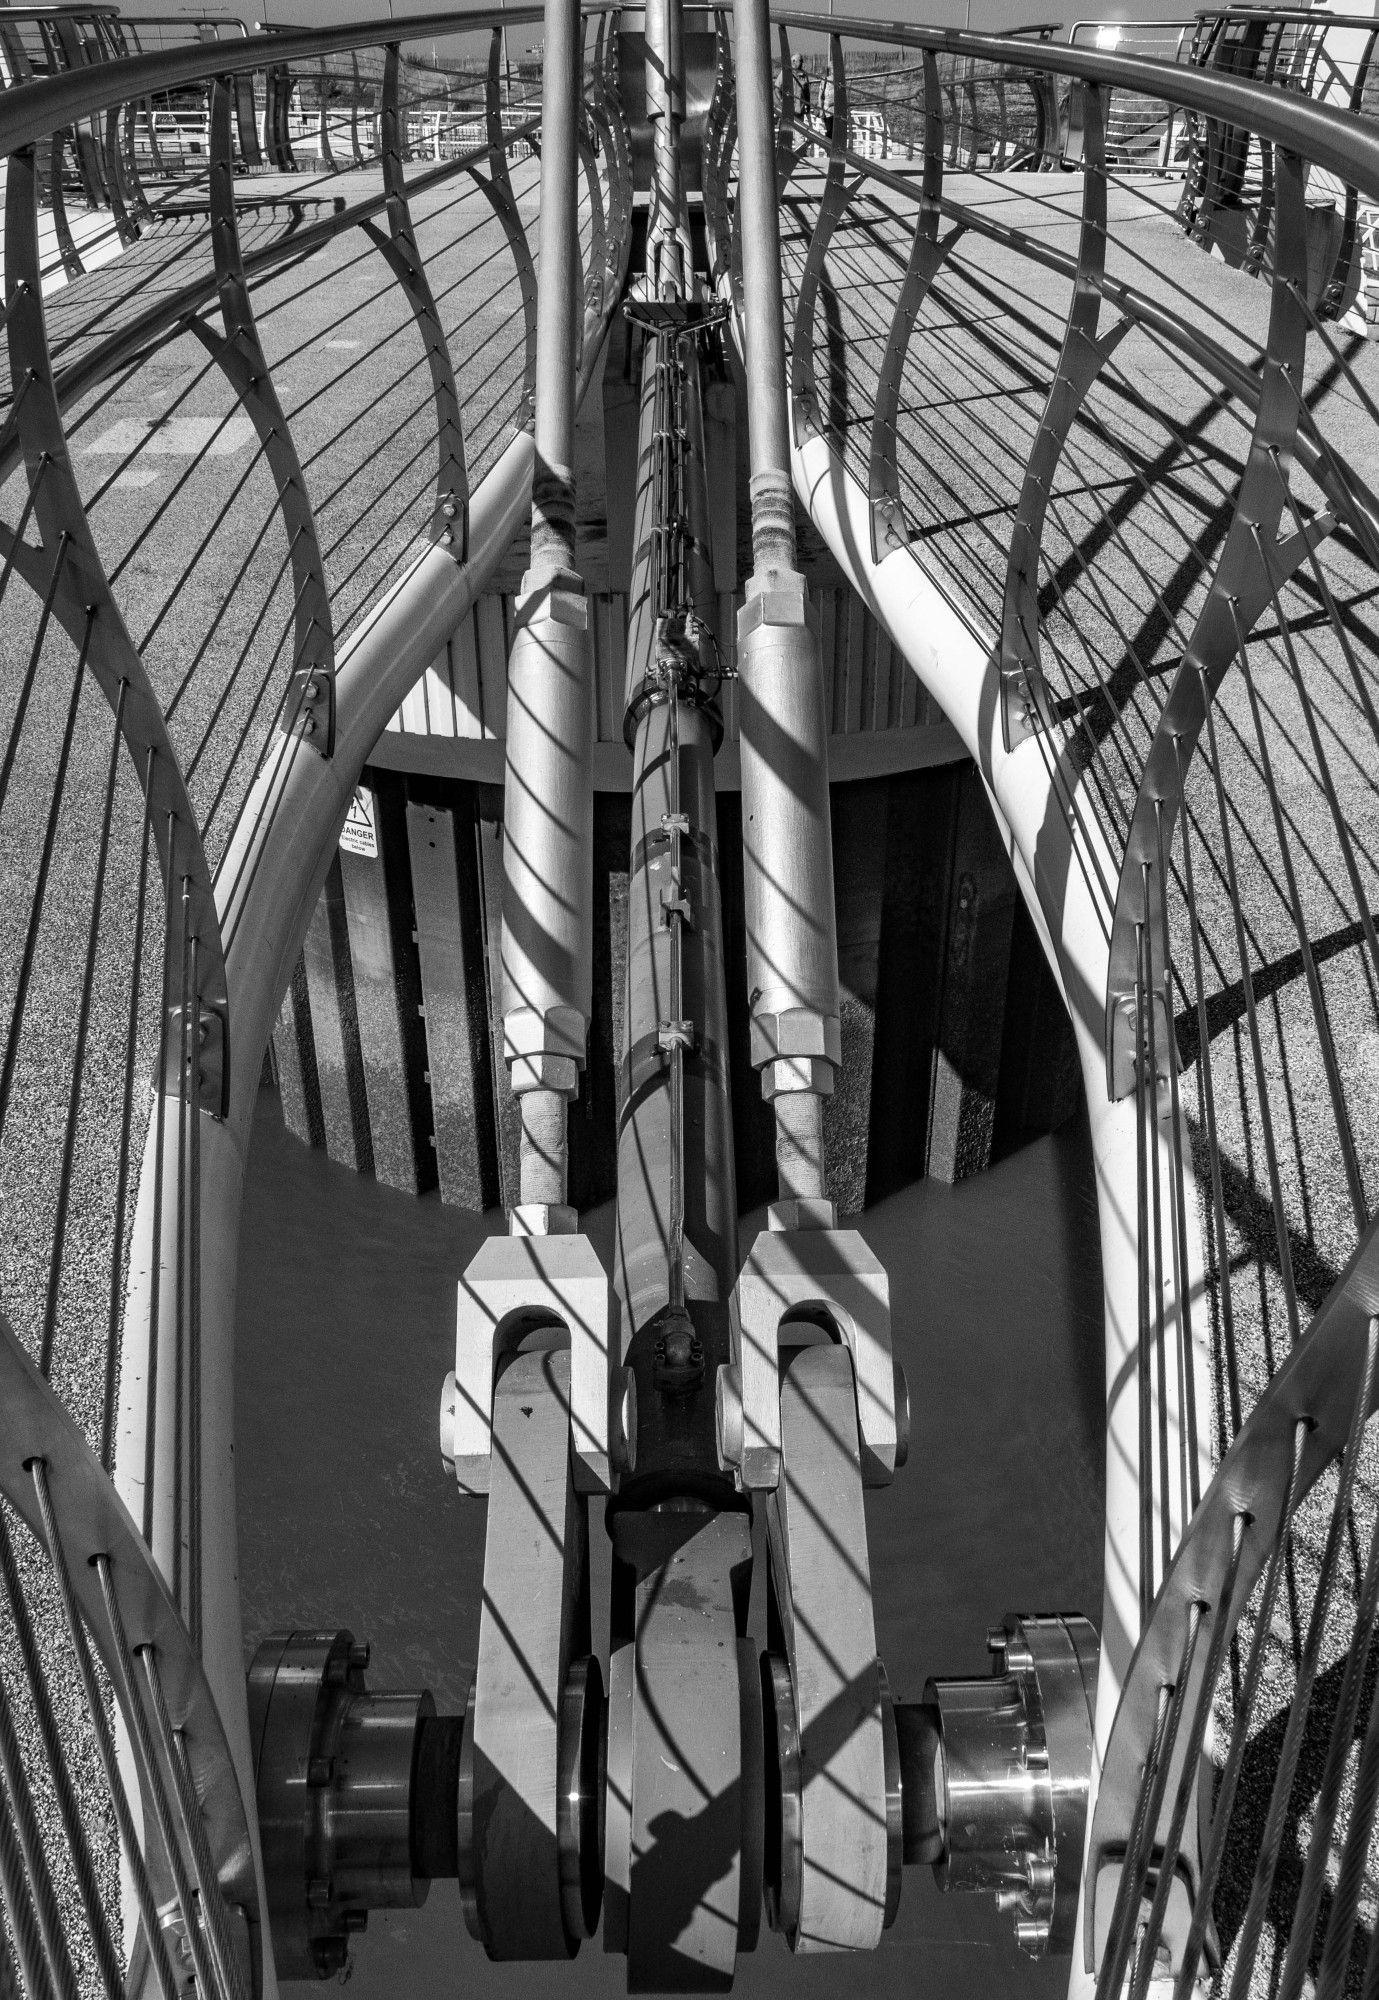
[339,786,378,857]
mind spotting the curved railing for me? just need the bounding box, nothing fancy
[712,13,1379,1994]
[6,3,1379,1995]
[0,11,629,1992]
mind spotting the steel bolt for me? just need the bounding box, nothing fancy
[307,1755,333,1788]
[307,1875,333,1909]
[348,1641,371,1672]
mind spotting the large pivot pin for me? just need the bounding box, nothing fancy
[247,1630,464,1980]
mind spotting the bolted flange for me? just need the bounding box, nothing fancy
[918,1612,1100,1958]
[247,1630,464,1981]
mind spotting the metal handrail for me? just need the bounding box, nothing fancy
[0,5,556,152]
[772,9,1379,202]
[5,1,1379,201]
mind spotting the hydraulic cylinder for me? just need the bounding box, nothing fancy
[498,0,593,1216]
[732,0,841,1205]
[615,319,737,1491]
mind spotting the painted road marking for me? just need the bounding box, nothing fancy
[82,414,257,457]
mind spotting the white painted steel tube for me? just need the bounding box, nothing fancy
[500,0,595,1191]
[789,425,1214,1998]
[499,577,595,1084]
[736,596,842,1079]
[531,0,583,574]
[734,0,797,572]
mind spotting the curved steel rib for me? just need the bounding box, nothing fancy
[867,47,965,566]
[1102,146,1330,1100]
[4,143,230,1117]
[362,42,470,555]
[999,79,1129,752]
[464,25,539,433]
[790,33,849,449]
[196,76,338,759]
[0,1307,263,2000]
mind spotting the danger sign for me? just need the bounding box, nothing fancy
[339,786,378,859]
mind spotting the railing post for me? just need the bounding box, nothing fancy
[999,79,1128,752]
[790,34,849,450]
[1103,147,1326,1101]
[365,44,469,555]
[734,0,841,1208]
[497,0,594,1219]
[868,48,964,566]
[467,28,538,431]
[202,77,336,755]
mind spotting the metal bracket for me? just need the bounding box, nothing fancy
[723,1225,899,1491]
[441,1231,619,1495]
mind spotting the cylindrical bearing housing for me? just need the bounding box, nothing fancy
[920,1613,1099,1957]
[247,1630,458,1980]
